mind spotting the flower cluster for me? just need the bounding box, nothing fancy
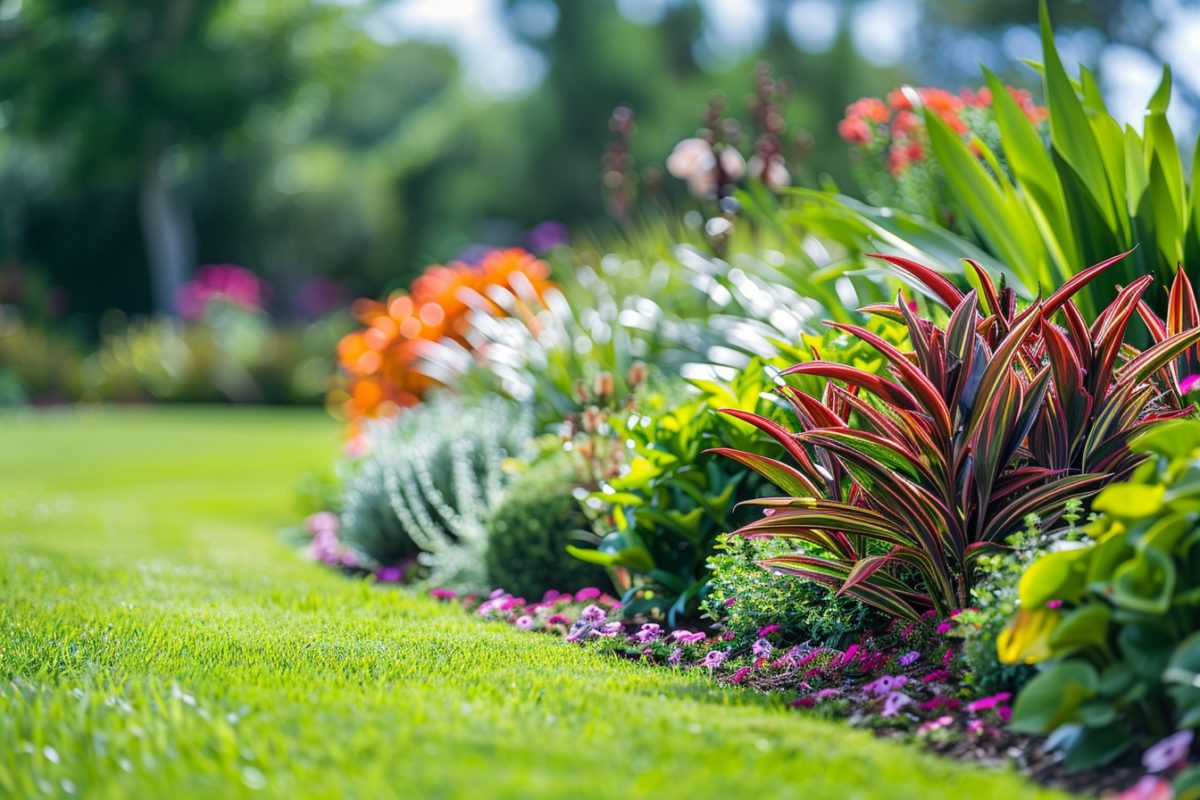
[838,84,1046,175]
[176,264,269,321]
[304,511,358,570]
[335,248,556,427]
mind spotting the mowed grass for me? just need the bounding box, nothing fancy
[0,407,1065,799]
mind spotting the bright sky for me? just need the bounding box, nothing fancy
[367,0,1200,134]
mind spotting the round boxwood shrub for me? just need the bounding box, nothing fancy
[485,456,611,599]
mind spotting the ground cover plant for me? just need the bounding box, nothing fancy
[0,409,1064,799]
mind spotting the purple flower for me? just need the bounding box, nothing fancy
[701,650,727,668]
[667,647,683,665]
[632,623,662,644]
[523,220,569,254]
[936,622,953,635]
[864,675,909,696]
[515,615,534,630]
[580,604,607,625]
[1143,730,1194,773]
[375,565,405,583]
[898,650,921,667]
[811,688,840,702]
[751,638,773,659]
[757,624,781,637]
[671,630,706,645]
[880,691,911,717]
[593,621,623,638]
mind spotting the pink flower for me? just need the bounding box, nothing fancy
[996,706,1012,722]
[546,614,569,626]
[580,604,607,625]
[898,650,921,667]
[1117,776,1175,800]
[731,667,751,685]
[1143,730,1194,773]
[919,696,961,712]
[1181,374,1200,395]
[922,669,952,683]
[936,622,953,635]
[1046,599,1064,609]
[757,625,781,637]
[671,630,706,645]
[965,693,1012,714]
[918,715,955,732]
[176,263,269,320]
[515,615,534,630]
[942,647,955,666]
[967,719,985,736]
[811,688,840,702]
[701,650,727,668]
[575,587,601,602]
[724,597,737,607]
[752,638,773,659]
[429,588,457,601]
[541,589,562,602]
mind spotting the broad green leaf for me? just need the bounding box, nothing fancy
[1010,660,1099,733]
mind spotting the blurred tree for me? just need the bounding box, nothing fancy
[0,0,355,314]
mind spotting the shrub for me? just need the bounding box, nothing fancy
[1002,419,1200,772]
[952,501,1087,696]
[702,533,884,648]
[715,253,1199,620]
[567,360,783,623]
[484,454,611,600]
[336,395,534,592]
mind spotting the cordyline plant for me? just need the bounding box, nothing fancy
[711,252,1200,620]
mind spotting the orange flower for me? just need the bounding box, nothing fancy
[333,248,557,430]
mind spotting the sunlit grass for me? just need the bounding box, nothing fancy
[0,407,1065,798]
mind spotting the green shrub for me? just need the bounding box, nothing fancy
[1002,420,1200,772]
[337,395,534,592]
[484,454,611,599]
[953,503,1087,696]
[702,534,884,647]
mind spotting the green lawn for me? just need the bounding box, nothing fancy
[0,408,1065,799]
